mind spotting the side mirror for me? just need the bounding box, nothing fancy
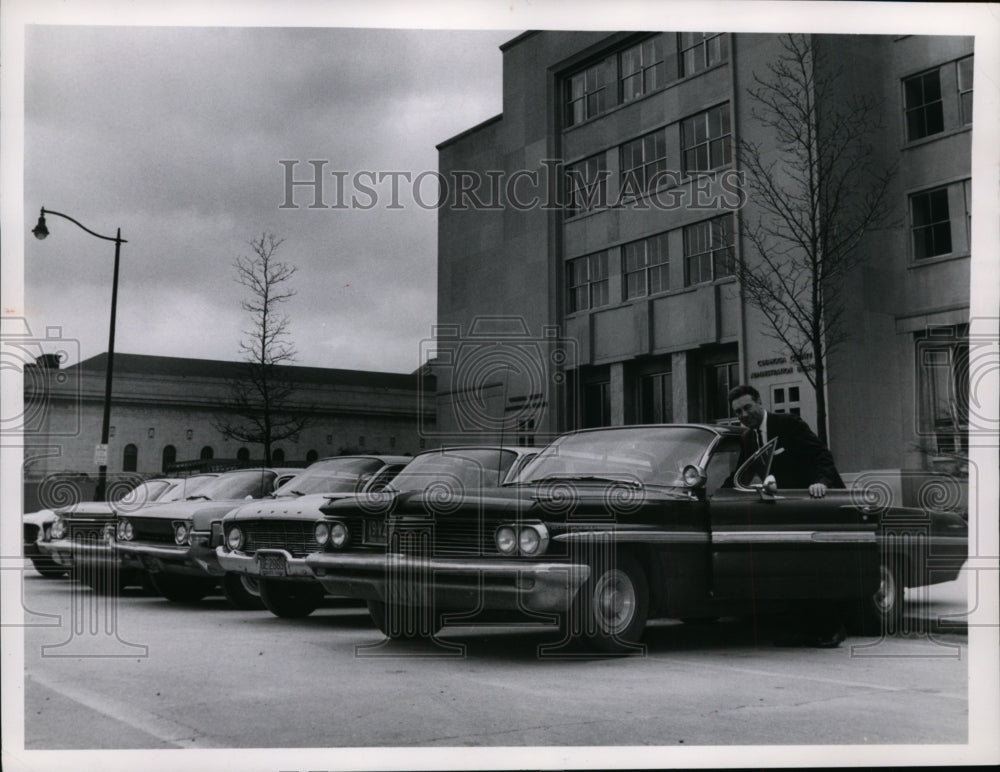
[758,474,778,502]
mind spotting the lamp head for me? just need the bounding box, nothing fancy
[32,211,49,240]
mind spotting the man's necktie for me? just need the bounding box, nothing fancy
[755,429,763,450]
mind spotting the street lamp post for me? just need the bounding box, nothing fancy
[32,207,127,502]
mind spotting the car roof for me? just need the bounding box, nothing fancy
[313,455,412,465]
[557,423,744,440]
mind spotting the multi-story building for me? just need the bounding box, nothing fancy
[433,31,973,485]
[22,352,435,488]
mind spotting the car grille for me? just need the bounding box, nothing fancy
[389,516,502,558]
[239,517,373,557]
[127,517,176,545]
[242,520,317,558]
[67,518,112,544]
[24,523,40,544]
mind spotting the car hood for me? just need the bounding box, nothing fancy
[55,502,115,518]
[133,499,251,530]
[391,482,689,522]
[23,509,56,527]
[224,492,361,522]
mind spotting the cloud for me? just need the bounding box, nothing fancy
[24,25,511,371]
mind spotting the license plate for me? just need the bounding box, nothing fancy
[363,518,387,546]
[258,553,286,577]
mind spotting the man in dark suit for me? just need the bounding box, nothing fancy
[728,384,844,498]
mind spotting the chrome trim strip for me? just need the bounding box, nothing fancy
[712,530,877,544]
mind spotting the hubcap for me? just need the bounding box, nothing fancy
[874,565,896,613]
[592,569,635,634]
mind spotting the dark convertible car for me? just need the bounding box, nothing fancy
[304,425,968,652]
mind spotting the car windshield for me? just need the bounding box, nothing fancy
[117,479,172,507]
[513,426,718,488]
[159,475,218,502]
[271,457,385,496]
[385,448,517,493]
[189,470,274,500]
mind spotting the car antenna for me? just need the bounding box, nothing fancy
[497,364,509,484]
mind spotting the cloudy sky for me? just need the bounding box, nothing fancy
[9,1,996,379]
[22,22,511,373]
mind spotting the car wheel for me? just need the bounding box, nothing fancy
[367,600,441,639]
[259,578,324,618]
[147,572,216,603]
[30,557,68,578]
[222,572,265,610]
[576,552,649,653]
[851,561,904,636]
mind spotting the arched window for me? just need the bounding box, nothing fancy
[123,444,138,472]
[236,447,250,462]
[200,446,214,460]
[162,445,177,473]
[272,448,285,463]
[305,449,319,464]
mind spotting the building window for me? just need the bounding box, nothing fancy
[199,446,214,460]
[565,55,616,127]
[639,371,673,423]
[681,103,731,174]
[916,325,969,456]
[911,187,952,260]
[620,130,667,199]
[963,178,972,245]
[109,426,116,438]
[683,214,734,286]
[678,32,728,77]
[568,252,610,312]
[958,55,973,125]
[620,37,666,103]
[904,68,944,141]
[584,381,611,428]
[623,233,669,299]
[306,449,319,464]
[161,445,177,473]
[273,448,285,463]
[358,436,365,447]
[517,417,536,446]
[770,385,801,416]
[565,154,608,216]
[237,447,250,462]
[123,444,138,473]
[706,362,740,423]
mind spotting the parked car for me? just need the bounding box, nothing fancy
[219,447,537,618]
[34,474,219,589]
[304,425,968,651]
[23,509,64,577]
[115,456,392,608]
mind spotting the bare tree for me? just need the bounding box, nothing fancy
[736,34,897,443]
[214,233,308,463]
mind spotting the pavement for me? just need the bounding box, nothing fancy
[902,571,975,635]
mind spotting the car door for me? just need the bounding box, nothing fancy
[707,442,878,602]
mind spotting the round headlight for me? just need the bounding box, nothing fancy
[123,522,134,541]
[314,522,330,545]
[173,522,190,545]
[226,526,243,551]
[50,516,66,540]
[117,520,127,540]
[519,526,541,555]
[329,521,348,548]
[495,525,517,554]
[103,523,116,543]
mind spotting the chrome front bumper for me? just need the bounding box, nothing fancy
[215,547,314,579]
[304,552,591,612]
[114,538,224,578]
